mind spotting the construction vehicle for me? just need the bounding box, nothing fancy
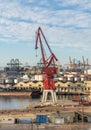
[35,27,58,104]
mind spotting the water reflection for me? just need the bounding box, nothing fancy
[0,97,33,110]
[0,95,80,110]
[57,95,72,100]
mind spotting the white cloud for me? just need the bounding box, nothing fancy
[27,0,34,3]
[0,0,91,53]
[56,0,89,7]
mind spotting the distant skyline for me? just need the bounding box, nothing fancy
[0,0,91,67]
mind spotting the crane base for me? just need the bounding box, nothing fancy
[42,90,57,104]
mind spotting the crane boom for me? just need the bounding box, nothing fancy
[35,27,58,76]
[35,27,58,103]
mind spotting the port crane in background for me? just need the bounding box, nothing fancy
[82,56,91,69]
[65,56,80,72]
[35,27,58,104]
[65,56,91,73]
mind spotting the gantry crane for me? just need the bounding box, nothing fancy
[65,56,78,72]
[35,27,58,103]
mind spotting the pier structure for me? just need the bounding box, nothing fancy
[42,90,57,104]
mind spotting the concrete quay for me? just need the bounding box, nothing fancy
[0,100,91,130]
[0,100,90,118]
[0,123,91,130]
[0,92,31,96]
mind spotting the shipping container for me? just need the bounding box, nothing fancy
[18,118,32,124]
[55,118,64,124]
[0,118,16,124]
[36,115,48,124]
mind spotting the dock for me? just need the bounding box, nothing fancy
[0,92,31,97]
[0,100,90,118]
[0,123,91,130]
[0,99,91,129]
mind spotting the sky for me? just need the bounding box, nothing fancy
[0,0,91,67]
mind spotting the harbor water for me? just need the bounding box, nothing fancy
[0,95,73,110]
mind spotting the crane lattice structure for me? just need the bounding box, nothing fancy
[35,27,58,104]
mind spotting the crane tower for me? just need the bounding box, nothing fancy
[35,27,58,104]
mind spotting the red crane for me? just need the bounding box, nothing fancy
[35,27,58,91]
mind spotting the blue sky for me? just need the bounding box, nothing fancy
[0,0,91,67]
